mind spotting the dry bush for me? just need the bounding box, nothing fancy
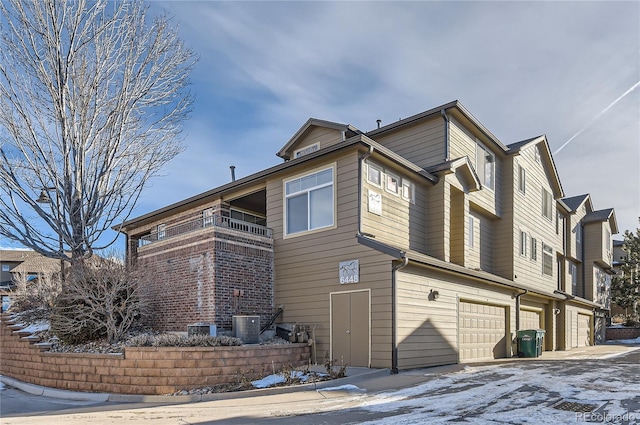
[126,333,242,347]
[50,259,149,344]
[9,271,62,320]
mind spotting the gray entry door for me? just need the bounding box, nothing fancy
[331,291,370,367]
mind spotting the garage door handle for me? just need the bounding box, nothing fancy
[346,330,351,334]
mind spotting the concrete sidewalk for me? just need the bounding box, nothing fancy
[2,342,639,404]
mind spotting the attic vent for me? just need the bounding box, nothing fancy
[294,143,319,159]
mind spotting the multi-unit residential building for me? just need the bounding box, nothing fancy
[117,100,617,371]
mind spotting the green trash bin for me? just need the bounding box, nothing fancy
[517,329,545,357]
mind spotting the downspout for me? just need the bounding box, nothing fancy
[514,288,528,357]
[515,289,528,332]
[441,109,450,161]
[391,255,408,374]
[357,145,375,236]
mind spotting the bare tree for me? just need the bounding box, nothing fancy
[0,0,196,264]
[51,257,149,344]
[9,270,62,320]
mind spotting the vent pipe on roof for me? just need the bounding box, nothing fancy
[230,166,236,182]
[376,119,382,129]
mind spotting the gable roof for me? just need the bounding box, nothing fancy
[118,134,438,231]
[507,135,564,198]
[583,208,618,233]
[425,157,482,192]
[561,194,592,213]
[0,249,39,262]
[366,100,510,153]
[276,118,362,159]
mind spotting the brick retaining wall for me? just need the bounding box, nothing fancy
[0,315,309,395]
[605,327,640,341]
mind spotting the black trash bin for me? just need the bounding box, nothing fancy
[517,329,545,357]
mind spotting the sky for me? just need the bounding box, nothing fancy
[2,1,639,250]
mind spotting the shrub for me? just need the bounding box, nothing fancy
[126,333,242,347]
[50,258,149,344]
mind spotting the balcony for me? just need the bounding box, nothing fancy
[138,214,272,247]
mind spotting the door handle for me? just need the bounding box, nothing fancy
[346,330,351,334]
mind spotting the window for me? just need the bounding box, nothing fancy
[518,164,526,194]
[534,145,541,163]
[1,265,9,272]
[157,224,166,240]
[469,217,475,249]
[285,167,334,235]
[531,238,537,261]
[556,212,562,235]
[476,143,495,190]
[575,224,582,243]
[569,262,578,294]
[202,208,214,227]
[520,231,528,256]
[542,243,553,276]
[366,163,382,186]
[293,143,319,159]
[401,179,414,203]
[385,172,400,195]
[542,188,553,220]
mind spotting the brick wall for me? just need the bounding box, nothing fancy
[136,226,274,332]
[0,315,309,395]
[605,326,640,341]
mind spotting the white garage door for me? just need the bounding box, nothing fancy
[521,309,542,330]
[577,314,591,347]
[459,301,507,361]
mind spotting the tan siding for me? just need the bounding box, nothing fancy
[373,118,445,168]
[289,126,343,157]
[396,265,515,369]
[511,144,561,294]
[449,118,501,217]
[269,152,396,368]
[361,159,428,253]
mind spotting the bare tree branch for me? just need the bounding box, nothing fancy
[0,0,196,262]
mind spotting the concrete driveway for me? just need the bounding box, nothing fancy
[2,344,639,425]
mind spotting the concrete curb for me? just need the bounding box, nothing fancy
[1,367,389,404]
[0,375,109,402]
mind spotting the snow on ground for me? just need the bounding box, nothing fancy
[17,320,49,334]
[252,370,328,389]
[607,336,640,344]
[352,360,640,425]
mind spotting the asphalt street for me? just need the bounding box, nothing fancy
[1,345,639,425]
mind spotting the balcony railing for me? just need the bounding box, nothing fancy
[138,214,272,247]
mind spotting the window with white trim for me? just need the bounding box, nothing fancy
[385,172,400,195]
[1,265,9,272]
[569,262,578,293]
[293,143,319,159]
[518,164,526,194]
[469,217,475,249]
[401,179,414,203]
[531,237,537,261]
[520,231,528,256]
[285,167,334,235]
[476,143,495,190]
[542,243,553,276]
[542,188,553,220]
[366,163,382,186]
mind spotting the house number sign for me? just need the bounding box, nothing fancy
[339,259,359,284]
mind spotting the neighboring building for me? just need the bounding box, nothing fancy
[117,100,617,371]
[0,249,61,311]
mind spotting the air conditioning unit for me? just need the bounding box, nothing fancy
[232,315,260,344]
[187,323,217,337]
